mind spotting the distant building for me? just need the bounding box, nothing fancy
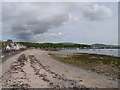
[6,45,11,49]
[4,39,26,50]
[5,39,14,49]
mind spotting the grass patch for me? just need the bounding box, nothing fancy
[49,52,120,80]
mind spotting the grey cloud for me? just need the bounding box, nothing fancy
[83,4,113,20]
[0,3,1,39]
[33,32,65,42]
[11,13,69,41]
[2,2,113,42]
[3,3,70,42]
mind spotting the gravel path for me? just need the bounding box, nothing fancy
[1,49,118,88]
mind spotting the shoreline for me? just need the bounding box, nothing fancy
[1,49,119,88]
[59,49,119,57]
[49,51,119,80]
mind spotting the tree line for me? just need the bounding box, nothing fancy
[17,42,92,49]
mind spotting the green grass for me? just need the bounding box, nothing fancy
[49,52,120,80]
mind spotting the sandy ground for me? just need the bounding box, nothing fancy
[1,49,118,88]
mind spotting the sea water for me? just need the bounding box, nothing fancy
[61,49,119,57]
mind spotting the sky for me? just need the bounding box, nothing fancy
[1,2,118,45]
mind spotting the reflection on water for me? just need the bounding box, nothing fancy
[61,49,119,57]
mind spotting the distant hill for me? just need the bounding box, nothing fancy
[92,44,107,47]
[92,44,120,49]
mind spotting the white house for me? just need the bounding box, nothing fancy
[5,40,26,50]
[6,45,11,49]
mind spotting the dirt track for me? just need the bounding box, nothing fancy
[1,49,118,88]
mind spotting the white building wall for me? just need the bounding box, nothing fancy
[6,45,11,49]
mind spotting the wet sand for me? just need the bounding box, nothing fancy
[1,49,118,88]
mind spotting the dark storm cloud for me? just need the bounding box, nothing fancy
[2,2,71,41]
[10,13,69,41]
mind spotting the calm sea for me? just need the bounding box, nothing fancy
[61,49,120,57]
